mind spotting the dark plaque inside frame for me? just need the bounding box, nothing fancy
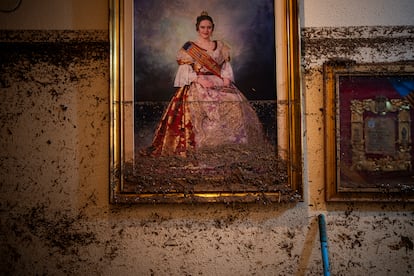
[324,61,414,202]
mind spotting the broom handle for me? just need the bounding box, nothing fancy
[318,214,331,276]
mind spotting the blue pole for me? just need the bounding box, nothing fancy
[318,214,331,276]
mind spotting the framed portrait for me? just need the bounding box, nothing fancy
[324,60,414,202]
[109,0,302,203]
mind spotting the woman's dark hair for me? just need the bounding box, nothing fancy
[196,11,214,31]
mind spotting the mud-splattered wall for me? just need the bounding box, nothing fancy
[1,11,414,276]
[301,25,414,274]
[302,25,414,206]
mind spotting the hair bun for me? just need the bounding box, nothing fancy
[195,11,214,31]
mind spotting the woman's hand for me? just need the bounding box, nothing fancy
[197,77,214,88]
[195,76,231,88]
[223,78,231,87]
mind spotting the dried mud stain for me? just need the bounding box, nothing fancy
[21,205,97,254]
[123,143,294,196]
[389,235,414,252]
[1,199,122,275]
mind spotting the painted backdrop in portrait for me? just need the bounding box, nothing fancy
[134,0,275,101]
[133,0,276,151]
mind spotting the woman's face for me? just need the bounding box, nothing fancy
[197,19,213,39]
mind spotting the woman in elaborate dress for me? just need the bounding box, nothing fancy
[147,12,265,156]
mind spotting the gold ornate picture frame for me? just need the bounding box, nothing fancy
[109,0,302,203]
[324,61,414,202]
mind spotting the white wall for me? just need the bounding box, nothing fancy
[0,0,108,29]
[300,0,414,27]
[2,0,413,30]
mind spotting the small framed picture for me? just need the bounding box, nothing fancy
[324,60,414,202]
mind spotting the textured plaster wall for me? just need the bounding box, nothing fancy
[0,0,107,29]
[1,2,414,276]
[300,0,414,27]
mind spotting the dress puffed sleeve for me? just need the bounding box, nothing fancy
[174,48,197,87]
[219,42,235,82]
